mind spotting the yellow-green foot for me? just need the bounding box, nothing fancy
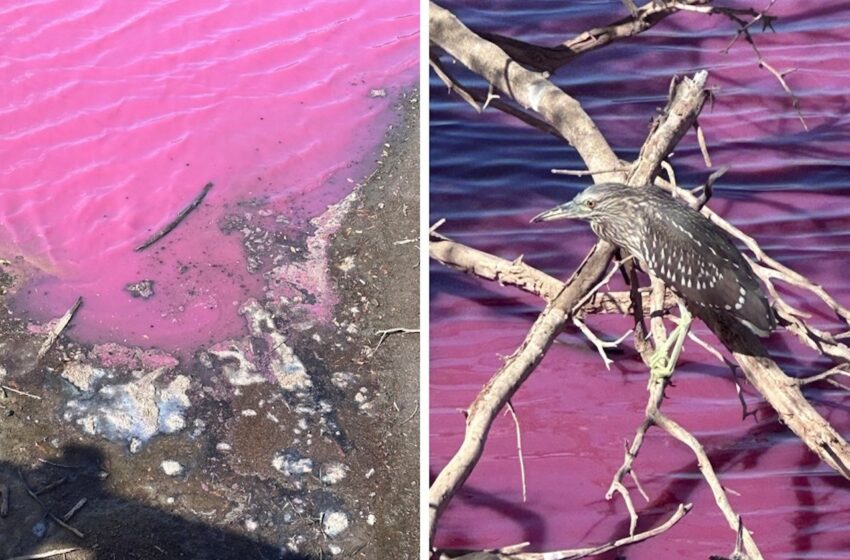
[647,301,692,388]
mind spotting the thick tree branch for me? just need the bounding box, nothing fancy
[477,0,706,74]
[428,4,710,544]
[429,231,676,315]
[428,2,846,557]
[430,2,624,182]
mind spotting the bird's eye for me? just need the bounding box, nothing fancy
[585,200,595,209]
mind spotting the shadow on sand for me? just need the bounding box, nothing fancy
[0,445,315,560]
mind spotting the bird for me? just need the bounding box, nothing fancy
[531,182,775,379]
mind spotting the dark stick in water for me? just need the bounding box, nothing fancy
[135,182,213,251]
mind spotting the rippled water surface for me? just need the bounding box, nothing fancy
[1,0,416,351]
[430,1,850,557]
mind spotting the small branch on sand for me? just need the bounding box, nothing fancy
[18,470,84,539]
[373,327,420,352]
[136,182,213,251]
[34,476,67,496]
[63,498,88,522]
[6,548,81,560]
[1,385,42,400]
[36,296,82,362]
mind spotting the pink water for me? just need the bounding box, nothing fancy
[0,0,417,351]
[431,1,850,558]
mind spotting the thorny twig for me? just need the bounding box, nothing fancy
[571,257,633,314]
[670,0,807,129]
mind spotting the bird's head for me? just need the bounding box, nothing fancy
[530,183,627,224]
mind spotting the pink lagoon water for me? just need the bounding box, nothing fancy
[431,1,850,558]
[0,0,417,351]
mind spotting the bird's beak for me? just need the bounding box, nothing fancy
[530,201,577,223]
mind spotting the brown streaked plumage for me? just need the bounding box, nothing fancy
[532,182,775,336]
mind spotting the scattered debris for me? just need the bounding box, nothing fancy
[373,327,419,352]
[18,470,84,538]
[125,280,155,299]
[1,385,41,400]
[272,451,313,477]
[320,462,348,485]
[338,255,356,272]
[129,438,143,454]
[63,370,191,444]
[331,371,357,389]
[242,301,312,392]
[160,460,184,476]
[322,511,349,538]
[208,342,266,386]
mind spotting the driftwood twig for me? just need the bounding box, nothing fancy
[18,470,85,539]
[36,296,82,362]
[136,182,213,251]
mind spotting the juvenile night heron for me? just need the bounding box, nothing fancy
[532,182,775,380]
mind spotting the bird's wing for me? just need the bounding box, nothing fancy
[640,204,774,336]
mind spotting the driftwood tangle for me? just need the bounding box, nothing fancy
[429,0,850,557]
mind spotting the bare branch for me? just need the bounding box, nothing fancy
[505,401,527,502]
[429,55,481,113]
[435,503,691,560]
[572,316,631,370]
[431,2,625,182]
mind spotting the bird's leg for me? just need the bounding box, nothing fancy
[648,301,692,386]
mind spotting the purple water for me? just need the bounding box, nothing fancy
[430,1,850,558]
[0,0,417,352]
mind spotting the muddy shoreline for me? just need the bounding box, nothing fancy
[0,88,419,559]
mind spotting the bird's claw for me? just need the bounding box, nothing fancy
[648,351,675,388]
